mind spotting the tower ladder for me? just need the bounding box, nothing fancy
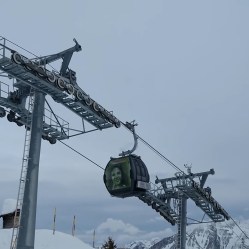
[10,88,35,249]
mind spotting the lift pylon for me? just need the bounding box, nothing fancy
[0,37,122,249]
[154,168,230,249]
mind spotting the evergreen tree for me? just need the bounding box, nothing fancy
[101,236,117,249]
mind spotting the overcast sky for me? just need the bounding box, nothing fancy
[0,0,249,247]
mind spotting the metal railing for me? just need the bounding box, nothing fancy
[0,80,9,98]
[43,107,69,137]
[0,36,59,73]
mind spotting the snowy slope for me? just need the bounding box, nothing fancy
[1,221,249,249]
[0,229,93,249]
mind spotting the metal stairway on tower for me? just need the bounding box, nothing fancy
[10,89,35,249]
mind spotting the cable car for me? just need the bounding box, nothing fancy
[103,154,150,198]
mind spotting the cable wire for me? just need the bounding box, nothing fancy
[226,218,249,240]
[121,121,185,174]
[58,140,104,170]
[3,37,38,58]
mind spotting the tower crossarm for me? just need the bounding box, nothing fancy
[0,54,119,130]
[155,169,215,186]
[0,38,121,130]
[176,180,230,222]
[36,38,82,77]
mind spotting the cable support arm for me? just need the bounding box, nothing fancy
[35,38,82,76]
[155,169,215,186]
[119,121,138,156]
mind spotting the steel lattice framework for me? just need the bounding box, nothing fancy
[145,168,230,249]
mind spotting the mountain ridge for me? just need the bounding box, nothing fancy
[126,220,249,249]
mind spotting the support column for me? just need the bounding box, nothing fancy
[177,196,187,249]
[17,91,45,249]
[180,197,187,249]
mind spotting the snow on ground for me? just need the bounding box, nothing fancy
[0,229,93,249]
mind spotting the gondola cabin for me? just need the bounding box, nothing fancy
[104,154,150,198]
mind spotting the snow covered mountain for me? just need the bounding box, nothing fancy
[128,238,161,249]
[126,221,249,249]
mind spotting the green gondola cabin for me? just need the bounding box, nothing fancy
[104,154,150,198]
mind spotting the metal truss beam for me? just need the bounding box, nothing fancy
[138,191,178,225]
[0,56,113,130]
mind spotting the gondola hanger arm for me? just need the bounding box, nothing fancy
[119,120,138,156]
